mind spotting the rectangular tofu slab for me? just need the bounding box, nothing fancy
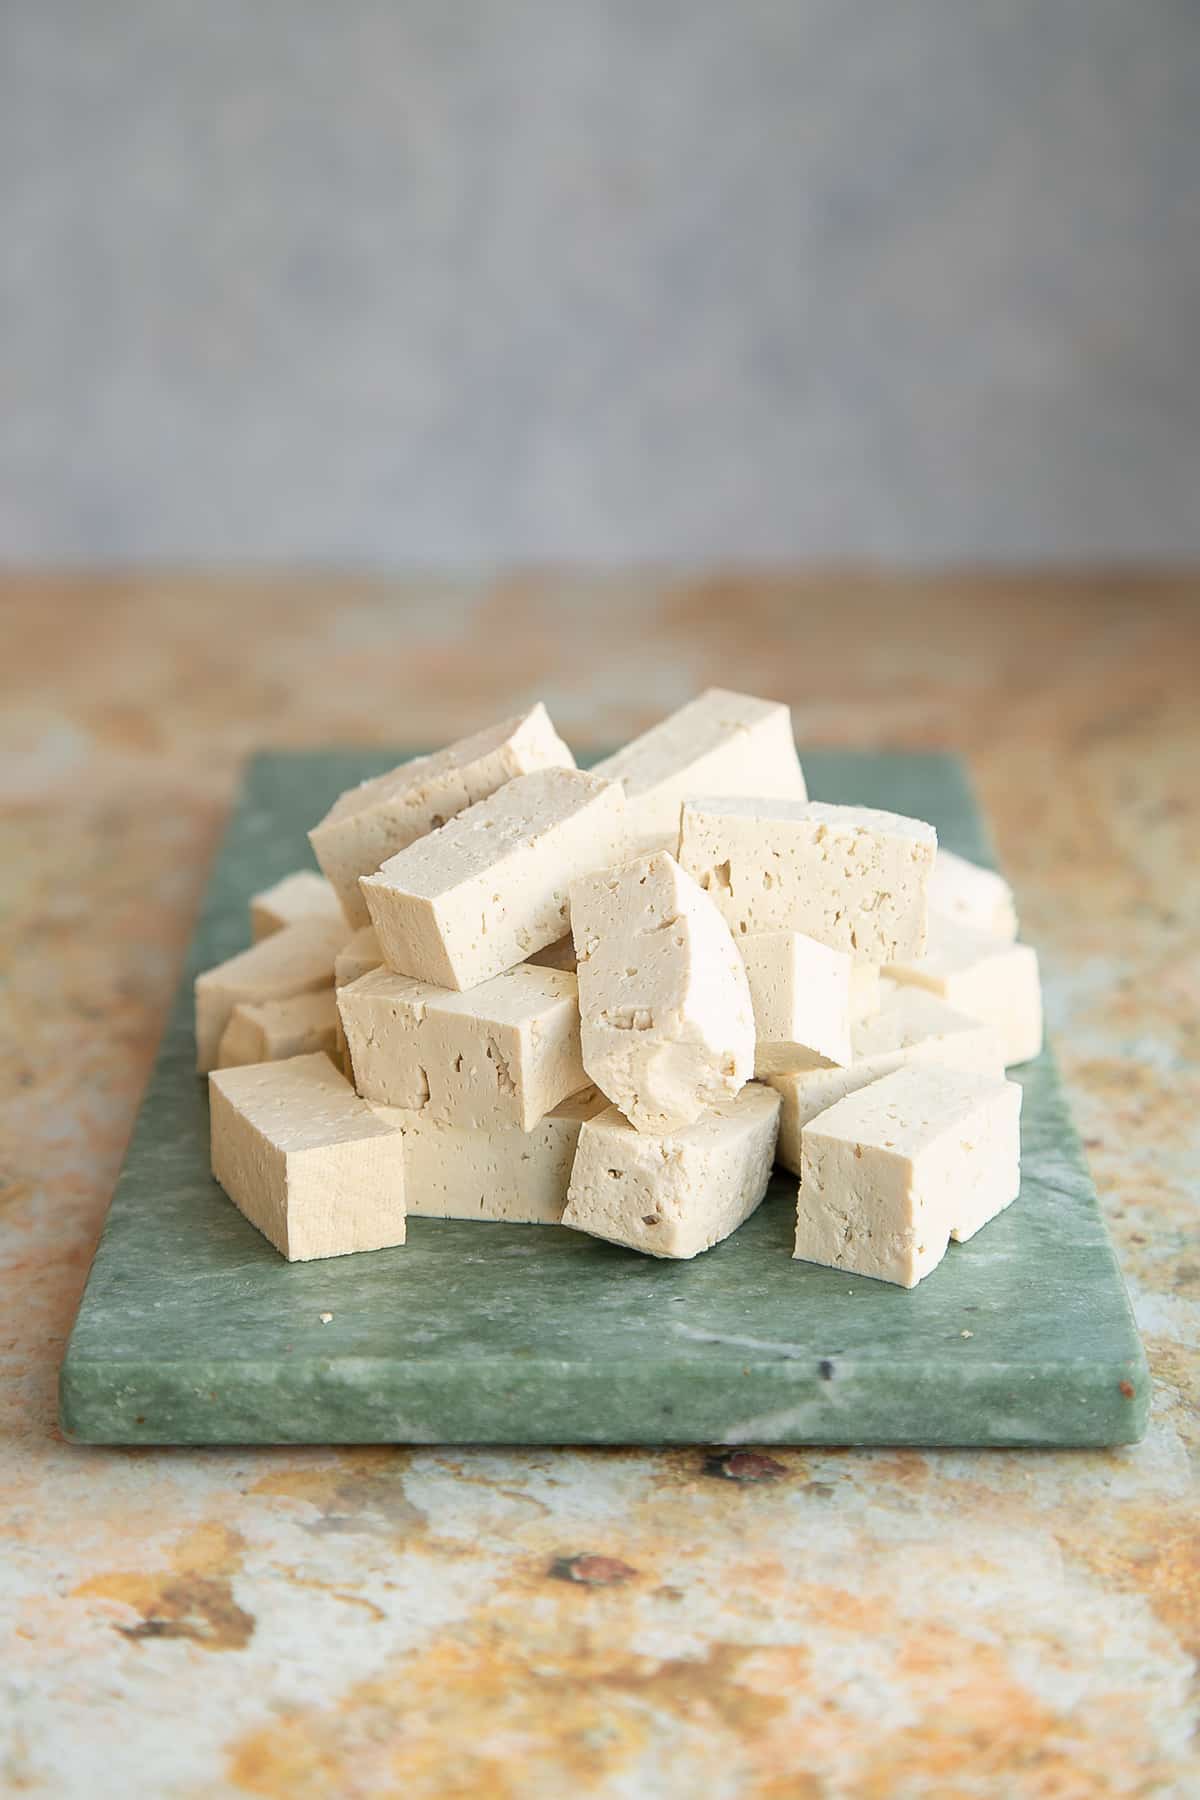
[360,768,625,990]
[591,688,806,856]
[310,704,575,926]
[928,848,1018,940]
[208,1053,406,1261]
[370,1088,607,1223]
[796,1064,1022,1286]
[679,797,936,964]
[194,916,347,1073]
[884,918,1043,1065]
[216,991,340,1069]
[562,1082,780,1259]
[738,931,860,1073]
[767,986,1003,1174]
[338,963,586,1132]
[570,852,754,1133]
[250,870,344,941]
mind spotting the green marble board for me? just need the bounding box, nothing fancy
[60,751,1149,1448]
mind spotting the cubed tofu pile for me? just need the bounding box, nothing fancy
[201,691,1042,1288]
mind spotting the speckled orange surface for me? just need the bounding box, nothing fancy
[1,573,1197,1796]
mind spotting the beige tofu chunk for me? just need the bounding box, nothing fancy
[194,916,347,1073]
[250,870,344,941]
[370,1087,606,1222]
[739,931,859,1074]
[216,991,340,1069]
[208,1053,406,1261]
[562,1082,781,1260]
[679,797,936,964]
[767,986,1003,1174]
[570,852,754,1133]
[335,925,382,989]
[310,704,575,926]
[796,1064,1022,1286]
[928,848,1018,940]
[527,934,577,973]
[360,768,625,990]
[591,688,806,856]
[338,963,586,1132]
[884,917,1043,1066]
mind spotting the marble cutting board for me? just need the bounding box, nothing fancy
[59,750,1150,1448]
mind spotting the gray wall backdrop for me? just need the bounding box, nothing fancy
[3,0,1197,564]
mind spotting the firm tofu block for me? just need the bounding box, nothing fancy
[250,870,344,941]
[310,704,575,926]
[562,1082,781,1260]
[338,963,586,1132]
[334,925,382,989]
[208,1053,406,1261]
[527,934,577,973]
[360,768,625,990]
[570,852,754,1133]
[679,797,936,964]
[194,917,347,1073]
[370,1087,607,1222]
[796,1064,1022,1286]
[216,991,340,1069]
[884,918,1043,1066]
[768,986,1003,1174]
[928,848,1018,940]
[591,687,806,856]
[738,930,859,1074]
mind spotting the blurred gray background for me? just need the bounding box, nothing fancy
[2,0,1197,564]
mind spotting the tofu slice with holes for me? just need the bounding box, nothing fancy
[679,797,936,964]
[250,870,344,940]
[590,688,806,856]
[928,848,1018,940]
[884,917,1043,1065]
[796,1064,1022,1286]
[370,1087,606,1223]
[194,916,347,1073]
[360,768,625,989]
[338,963,585,1131]
[767,986,1002,1174]
[209,1053,406,1260]
[738,931,864,1073]
[570,852,754,1134]
[310,705,575,926]
[562,1082,781,1259]
[216,991,340,1069]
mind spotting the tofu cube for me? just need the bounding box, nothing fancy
[796,1064,1022,1286]
[338,963,586,1132]
[928,848,1018,940]
[250,870,344,941]
[194,916,347,1073]
[884,917,1043,1065]
[216,990,339,1069]
[208,1053,406,1261]
[310,704,575,926]
[562,1083,781,1260]
[360,768,625,990]
[679,798,936,964]
[570,852,755,1134]
[738,930,859,1073]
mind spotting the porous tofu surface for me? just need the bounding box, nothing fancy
[738,930,858,1073]
[562,1082,780,1260]
[884,918,1043,1066]
[570,852,754,1133]
[250,870,343,940]
[194,916,347,1073]
[679,797,936,964]
[928,848,1018,940]
[796,1063,1022,1286]
[216,990,339,1070]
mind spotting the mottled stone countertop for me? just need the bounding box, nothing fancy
[1,573,1196,1796]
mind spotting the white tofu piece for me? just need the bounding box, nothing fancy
[884,917,1043,1066]
[929,848,1018,940]
[591,688,806,856]
[738,931,858,1074]
[310,705,575,926]
[335,925,382,989]
[208,1053,406,1261]
[767,986,1003,1174]
[796,1064,1022,1286]
[527,934,577,972]
[216,991,340,1069]
[562,1083,781,1260]
[360,768,625,990]
[570,852,755,1134]
[370,1087,606,1222]
[678,797,936,964]
[250,870,344,941]
[194,917,347,1073]
[338,963,586,1132]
